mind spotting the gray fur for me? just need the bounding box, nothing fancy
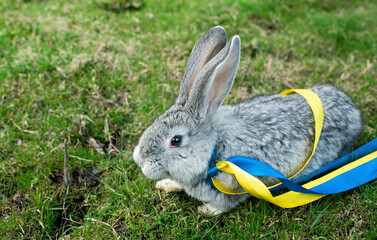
[133,26,363,213]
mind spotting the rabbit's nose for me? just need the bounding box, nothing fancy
[133,145,143,166]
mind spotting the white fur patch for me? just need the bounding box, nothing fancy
[155,179,183,192]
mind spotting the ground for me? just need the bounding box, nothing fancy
[0,0,377,238]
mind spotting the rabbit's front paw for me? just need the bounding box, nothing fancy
[156,179,183,193]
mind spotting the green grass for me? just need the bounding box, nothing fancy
[1,0,377,238]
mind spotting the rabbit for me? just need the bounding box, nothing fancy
[133,26,363,215]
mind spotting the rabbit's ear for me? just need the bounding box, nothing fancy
[176,26,227,105]
[186,35,240,120]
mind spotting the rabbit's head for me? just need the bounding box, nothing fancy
[133,27,241,185]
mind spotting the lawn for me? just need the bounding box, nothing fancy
[0,0,377,238]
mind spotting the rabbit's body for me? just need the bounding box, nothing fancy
[213,85,361,187]
[133,27,362,215]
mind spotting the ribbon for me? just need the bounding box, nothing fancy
[207,89,377,208]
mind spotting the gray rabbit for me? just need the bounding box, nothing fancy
[133,26,363,215]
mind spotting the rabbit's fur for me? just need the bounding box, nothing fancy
[133,26,363,215]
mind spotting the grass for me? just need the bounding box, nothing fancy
[0,0,376,238]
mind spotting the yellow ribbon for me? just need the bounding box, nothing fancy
[278,89,324,180]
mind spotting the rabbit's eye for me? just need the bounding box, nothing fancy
[170,135,183,147]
